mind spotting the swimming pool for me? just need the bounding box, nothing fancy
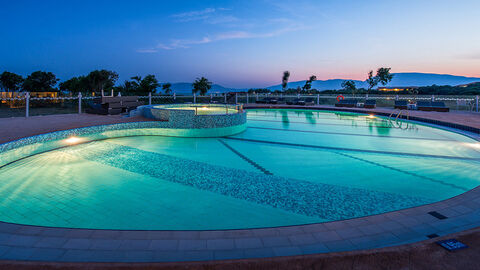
[0,109,479,230]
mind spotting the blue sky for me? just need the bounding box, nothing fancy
[1,0,479,88]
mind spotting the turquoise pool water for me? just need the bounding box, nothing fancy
[0,109,479,230]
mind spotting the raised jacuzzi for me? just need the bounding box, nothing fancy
[134,103,247,137]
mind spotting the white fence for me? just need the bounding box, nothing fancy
[0,92,478,118]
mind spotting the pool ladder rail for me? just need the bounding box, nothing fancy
[388,109,416,130]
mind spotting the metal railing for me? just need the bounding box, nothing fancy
[0,92,478,118]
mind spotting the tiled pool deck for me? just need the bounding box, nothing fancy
[0,107,479,264]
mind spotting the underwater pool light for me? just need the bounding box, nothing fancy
[64,136,82,145]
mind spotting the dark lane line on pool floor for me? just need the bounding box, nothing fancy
[248,119,401,129]
[222,137,480,162]
[247,114,365,121]
[333,151,468,192]
[247,126,455,142]
[218,139,273,175]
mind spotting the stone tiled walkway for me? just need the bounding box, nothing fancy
[0,109,479,263]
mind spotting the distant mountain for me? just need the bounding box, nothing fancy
[159,83,245,95]
[266,73,480,91]
[162,73,480,94]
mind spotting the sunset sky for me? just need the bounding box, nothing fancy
[1,0,479,88]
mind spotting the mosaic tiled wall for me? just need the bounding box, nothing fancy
[139,104,246,129]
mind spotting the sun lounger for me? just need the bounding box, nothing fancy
[394,100,408,110]
[335,99,358,107]
[418,101,449,112]
[364,99,376,109]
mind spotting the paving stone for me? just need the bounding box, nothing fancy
[154,251,185,262]
[243,248,275,258]
[149,239,179,251]
[336,228,365,239]
[214,249,245,260]
[299,243,329,254]
[358,224,385,235]
[62,238,92,249]
[324,239,355,252]
[34,237,68,248]
[312,231,342,242]
[181,250,214,261]
[90,239,122,250]
[178,239,207,251]
[272,246,302,257]
[123,250,154,262]
[261,236,291,247]
[349,236,378,250]
[118,239,151,250]
[1,247,36,260]
[0,233,13,244]
[28,248,65,261]
[15,226,45,236]
[288,234,317,245]
[0,245,11,257]
[207,239,235,250]
[234,238,263,249]
[6,235,40,247]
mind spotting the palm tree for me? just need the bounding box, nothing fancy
[162,83,172,95]
[341,80,357,96]
[192,77,212,95]
[282,71,290,91]
[366,70,379,95]
[303,75,317,92]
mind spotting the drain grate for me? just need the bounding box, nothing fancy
[428,211,448,220]
[427,233,439,239]
[218,139,273,175]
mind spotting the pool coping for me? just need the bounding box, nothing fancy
[0,108,479,263]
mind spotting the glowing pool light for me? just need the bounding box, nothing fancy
[367,114,376,119]
[64,136,82,145]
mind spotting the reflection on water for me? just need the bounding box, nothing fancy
[279,110,290,128]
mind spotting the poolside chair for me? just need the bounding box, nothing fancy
[430,101,450,112]
[85,97,123,115]
[417,101,433,111]
[267,97,279,104]
[394,100,408,110]
[121,96,143,112]
[304,97,315,106]
[335,99,358,108]
[276,98,286,104]
[286,98,302,105]
[255,97,269,104]
[290,98,306,105]
[364,99,376,109]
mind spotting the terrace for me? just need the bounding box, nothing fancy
[0,98,479,269]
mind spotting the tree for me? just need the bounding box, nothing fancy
[115,80,138,95]
[341,80,357,96]
[131,74,159,95]
[162,83,172,95]
[59,76,89,94]
[366,68,394,95]
[0,71,24,92]
[366,70,379,94]
[85,70,118,92]
[303,75,317,91]
[192,77,212,95]
[376,67,394,86]
[282,71,290,91]
[22,71,59,92]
